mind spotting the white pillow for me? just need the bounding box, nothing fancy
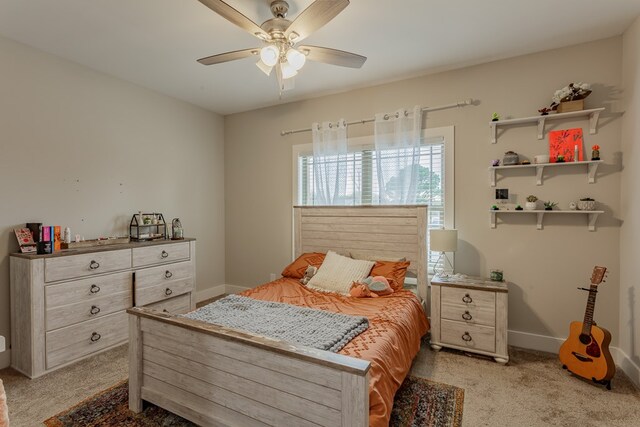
[306,251,375,295]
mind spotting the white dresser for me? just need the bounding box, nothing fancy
[429,275,509,364]
[10,239,196,378]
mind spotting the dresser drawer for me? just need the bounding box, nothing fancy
[441,286,495,309]
[135,278,194,307]
[145,293,192,314]
[440,319,496,353]
[135,261,193,290]
[44,249,131,282]
[132,242,190,268]
[441,299,495,326]
[45,272,132,309]
[46,291,132,331]
[46,310,128,369]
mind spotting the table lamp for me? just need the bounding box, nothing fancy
[430,229,458,276]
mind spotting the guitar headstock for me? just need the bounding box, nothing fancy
[591,266,607,285]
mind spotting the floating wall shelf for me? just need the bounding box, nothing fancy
[489,210,604,231]
[489,160,602,186]
[489,107,605,144]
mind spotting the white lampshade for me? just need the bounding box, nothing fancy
[286,48,306,70]
[255,59,273,76]
[260,45,279,67]
[430,229,458,252]
[280,61,298,79]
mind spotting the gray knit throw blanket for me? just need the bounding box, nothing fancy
[182,295,369,353]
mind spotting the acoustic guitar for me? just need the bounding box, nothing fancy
[559,266,615,389]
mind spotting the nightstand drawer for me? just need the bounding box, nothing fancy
[132,242,190,268]
[441,286,495,309]
[145,293,192,314]
[44,249,131,282]
[440,319,496,353]
[441,300,495,326]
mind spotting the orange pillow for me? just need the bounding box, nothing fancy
[281,252,326,279]
[370,260,410,291]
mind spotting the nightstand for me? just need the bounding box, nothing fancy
[430,275,509,364]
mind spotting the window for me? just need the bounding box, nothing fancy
[293,126,455,273]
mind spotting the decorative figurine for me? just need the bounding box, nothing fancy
[592,144,601,161]
[569,202,577,210]
[492,159,500,167]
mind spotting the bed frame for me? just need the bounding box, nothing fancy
[128,205,428,426]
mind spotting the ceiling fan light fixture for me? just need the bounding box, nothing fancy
[256,59,273,76]
[286,48,306,71]
[281,61,298,79]
[260,45,280,67]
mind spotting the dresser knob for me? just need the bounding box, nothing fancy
[165,270,173,279]
[462,311,472,321]
[89,260,100,270]
[462,294,473,303]
[90,305,101,315]
[161,250,169,259]
[90,284,101,294]
[165,288,173,296]
[90,332,101,342]
[462,332,472,342]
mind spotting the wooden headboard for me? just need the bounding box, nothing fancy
[293,205,428,300]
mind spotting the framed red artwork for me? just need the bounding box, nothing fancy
[548,128,584,162]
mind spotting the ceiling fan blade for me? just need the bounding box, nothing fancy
[285,0,349,42]
[197,0,269,40]
[299,45,366,68]
[197,48,259,65]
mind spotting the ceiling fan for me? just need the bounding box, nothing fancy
[196,0,367,92]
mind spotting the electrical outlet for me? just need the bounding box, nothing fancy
[270,273,277,281]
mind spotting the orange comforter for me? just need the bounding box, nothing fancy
[241,278,429,427]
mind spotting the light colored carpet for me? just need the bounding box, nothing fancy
[1,342,638,426]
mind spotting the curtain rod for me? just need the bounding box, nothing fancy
[280,98,474,136]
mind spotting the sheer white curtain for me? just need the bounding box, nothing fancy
[312,119,349,205]
[374,106,423,204]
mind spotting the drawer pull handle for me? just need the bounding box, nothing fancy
[462,311,473,321]
[462,332,472,342]
[89,260,100,270]
[161,250,169,258]
[165,270,173,279]
[90,284,101,294]
[90,332,101,342]
[462,294,473,303]
[165,288,173,296]
[90,305,101,315]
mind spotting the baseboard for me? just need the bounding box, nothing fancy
[508,329,640,389]
[0,350,10,370]
[195,285,226,303]
[225,284,251,294]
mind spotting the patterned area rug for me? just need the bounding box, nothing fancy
[44,376,463,427]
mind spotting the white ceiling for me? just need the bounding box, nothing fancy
[1,0,639,115]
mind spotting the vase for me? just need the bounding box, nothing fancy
[592,149,600,160]
[557,99,584,113]
[577,200,596,211]
[525,202,537,210]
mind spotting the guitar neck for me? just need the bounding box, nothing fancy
[581,284,599,335]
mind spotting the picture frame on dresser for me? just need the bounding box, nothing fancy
[9,238,196,378]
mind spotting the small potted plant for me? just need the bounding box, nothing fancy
[592,144,601,161]
[491,112,500,122]
[515,205,523,211]
[577,197,596,211]
[556,154,565,163]
[491,204,500,210]
[525,195,538,210]
[544,201,558,211]
[538,107,552,116]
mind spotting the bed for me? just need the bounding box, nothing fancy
[128,205,429,426]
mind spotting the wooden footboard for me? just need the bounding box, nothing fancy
[128,307,371,426]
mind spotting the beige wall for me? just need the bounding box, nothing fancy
[0,36,225,368]
[225,37,623,345]
[620,16,640,386]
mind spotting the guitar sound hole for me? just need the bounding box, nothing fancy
[579,334,591,345]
